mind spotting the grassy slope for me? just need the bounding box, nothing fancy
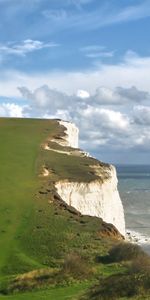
[1,118,149,300]
[0,118,60,274]
[0,118,117,299]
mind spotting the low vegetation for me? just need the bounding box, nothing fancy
[81,243,150,300]
[0,118,120,299]
[60,253,92,279]
[103,242,146,263]
[129,255,150,274]
[83,273,150,300]
[0,118,149,300]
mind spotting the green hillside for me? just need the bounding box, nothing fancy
[0,118,115,296]
[0,118,150,300]
[0,118,58,273]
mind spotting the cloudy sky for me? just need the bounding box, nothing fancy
[1,0,150,164]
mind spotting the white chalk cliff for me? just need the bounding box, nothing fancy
[57,120,79,148]
[53,120,125,236]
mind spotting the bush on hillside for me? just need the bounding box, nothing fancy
[81,273,150,300]
[61,253,91,279]
[107,242,146,262]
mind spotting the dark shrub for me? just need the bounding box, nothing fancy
[108,242,146,262]
[82,273,150,300]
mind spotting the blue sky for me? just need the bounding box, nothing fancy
[1,0,150,164]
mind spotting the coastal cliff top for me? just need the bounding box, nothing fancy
[0,117,123,285]
[38,118,112,183]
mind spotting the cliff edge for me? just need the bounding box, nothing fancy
[43,119,125,237]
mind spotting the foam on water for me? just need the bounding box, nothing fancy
[126,230,150,244]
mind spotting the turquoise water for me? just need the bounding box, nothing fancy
[116,165,150,254]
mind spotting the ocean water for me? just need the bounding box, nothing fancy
[116,165,150,255]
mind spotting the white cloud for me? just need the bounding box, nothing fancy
[80,45,105,52]
[0,103,24,117]
[77,89,90,98]
[81,106,129,130]
[0,39,58,57]
[1,51,150,99]
[93,87,120,105]
[1,82,150,157]
[114,0,150,23]
[43,9,67,21]
[92,86,149,105]
[18,85,72,111]
[86,51,114,58]
[80,45,114,59]
[42,0,150,31]
[117,86,149,102]
[16,85,135,151]
[133,106,150,125]
[1,51,150,160]
[98,108,129,130]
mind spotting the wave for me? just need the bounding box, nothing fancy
[126,229,150,244]
[122,189,150,196]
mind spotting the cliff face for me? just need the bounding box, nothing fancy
[57,120,79,148]
[55,166,125,236]
[51,120,125,237]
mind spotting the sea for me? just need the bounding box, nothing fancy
[116,165,150,255]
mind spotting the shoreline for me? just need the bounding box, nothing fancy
[126,229,150,244]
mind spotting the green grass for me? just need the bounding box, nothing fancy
[0,118,61,275]
[0,117,119,299]
[0,282,89,300]
[0,117,115,274]
[38,140,110,183]
[2,117,147,300]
